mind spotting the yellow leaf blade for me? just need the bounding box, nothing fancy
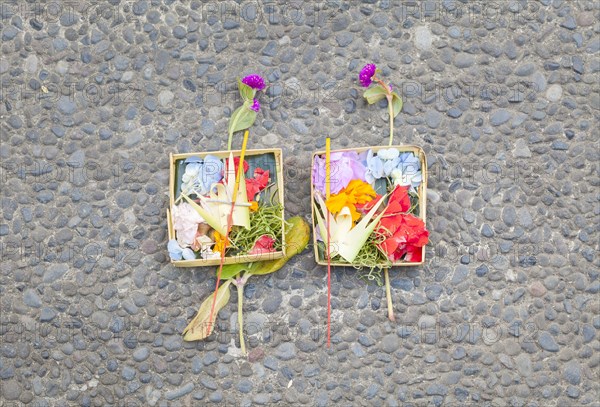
[183,280,232,341]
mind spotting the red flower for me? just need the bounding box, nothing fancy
[245,168,270,201]
[374,186,427,262]
[224,157,249,175]
[224,158,270,201]
[385,185,411,216]
[356,185,410,217]
[378,213,428,262]
[248,234,276,255]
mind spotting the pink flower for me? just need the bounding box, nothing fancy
[312,151,367,195]
[172,202,204,246]
[248,235,276,255]
[359,63,376,87]
[241,74,265,90]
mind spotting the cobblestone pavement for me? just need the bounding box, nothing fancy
[1,0,599,406]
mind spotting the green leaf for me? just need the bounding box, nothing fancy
[237,78,256,102]
[219,263,250,280]
[363,84,387,104]
[183,280,232,341]
[227,104,258,137]
[391,92,403,118]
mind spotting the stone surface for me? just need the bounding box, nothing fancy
[0,3,597,406]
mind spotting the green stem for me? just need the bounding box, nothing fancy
[384,268,395,322]
[227,106,243,150]
[236,276,246,355]
[373,75,394,146]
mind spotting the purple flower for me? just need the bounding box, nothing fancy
[359,63,376,87]
[250,98,260,112]
[312,151,367,195]
[241,74,265,91]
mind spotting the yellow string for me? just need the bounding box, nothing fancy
[233,130,249,202]
[325,138,331,199]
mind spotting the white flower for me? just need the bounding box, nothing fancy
[377,148,400,160]
[391,167,422,192]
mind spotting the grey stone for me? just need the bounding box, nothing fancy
[451,265,469,285]
[43,264,68,283]
[172,26,186,39]
[336,32,353,47]
[415,26,432,50]
[275,343,295,360]
[116,192,135,208]
[262,291,282,314]
[332,14,350,32]
[546,85,562,101]
[515,63,535,76]
[425,110,443,129]
[121,366,136,381]
[159,90,174,106]
[40,308,57,322]
[502,206,517,226]
[2,380,21,400]
[490,109,511,126]
[164,336,182,352]
[381,334,399,353]
[57,97,76,115]
[538,332,559,352]
[513,139,531,158]
[515,354,532,376]
[237,379,253,393]
[454,53,474,68]
[582,325,595,343]
[427,384,448,396]
[560,15,577,30]
[563,361,581,385]
[166,383,194,400]
[24,289,42,308]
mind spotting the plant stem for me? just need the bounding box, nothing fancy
[237,278,246,355]
[384,268,395,322]
[386,94,394,146]
[373,76,394,146]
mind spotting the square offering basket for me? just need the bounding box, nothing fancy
[167,148,286,267]
[310,145,427,267]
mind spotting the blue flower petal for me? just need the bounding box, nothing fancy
[167,239,183,260]
[182,248,196,260]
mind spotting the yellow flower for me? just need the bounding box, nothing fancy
[249,201,259,212]
[213,231,227,255]
[325,180,376,222]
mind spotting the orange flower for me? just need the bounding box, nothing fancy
[325,180,376,222]
[249,201,259,212]
[213,231,227,255]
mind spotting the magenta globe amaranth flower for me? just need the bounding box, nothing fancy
[241,74,265,91]
[250,98,260,112]
[359,64,376,87]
